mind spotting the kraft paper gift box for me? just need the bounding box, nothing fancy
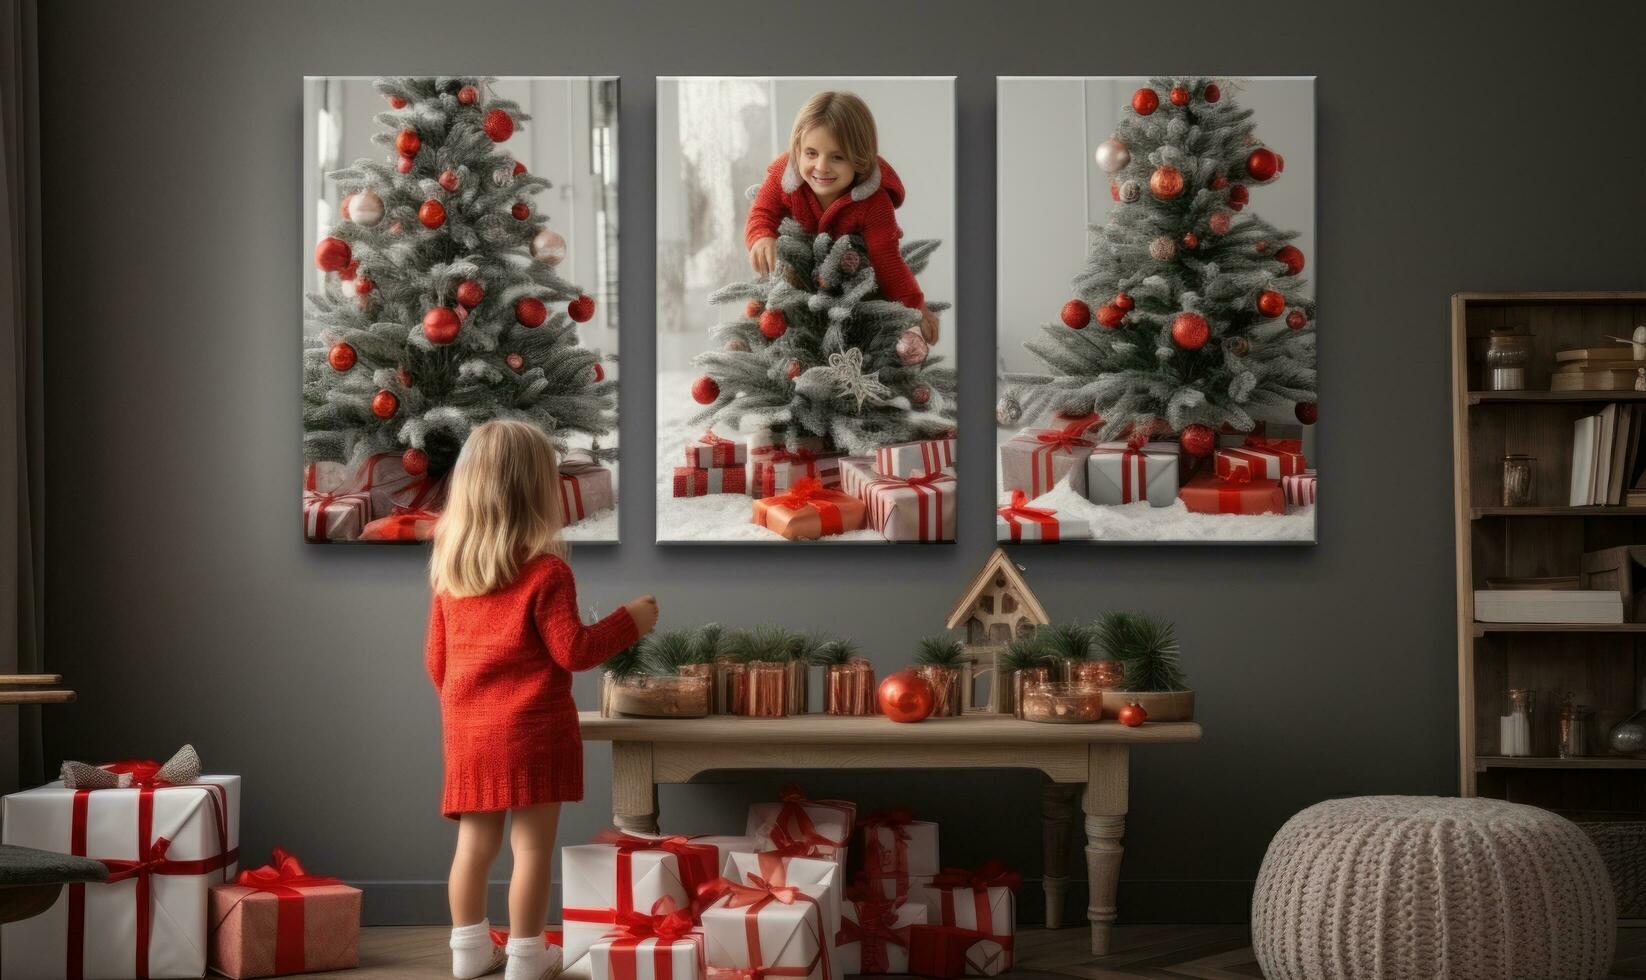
[720,850,841,977]
[2,753,241,980]
[750,479,866,541]
[1179,470,1286,515]
[746,786,855,856]
[207,848,360,978]
[1086,441,1180,507]
[303,460,372,542]
[998,421,1098,498]
[1213,436,1306,482]
[673,465,747,497]
[874,436,956,478]
[700,878,835,980]
[836,891,926,974]
[560,458,615,525]
[858,810,940,900]
[588,898,705,980]
[906,924,1012,978]
[685,430,747,468]
[995,490,1091,543]
[841,459,956,543]
[1283,469,1317,508]
[562,835,718,971]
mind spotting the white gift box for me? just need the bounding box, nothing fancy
[836,895,926,974]
[745,793,854,855]
[1086,441,1180,507]
[720,851,841,980]
[561,843,692,972]
[701,880,833,980]
[915,882,1016,939]
[874,437,956,479]
[1,776,241,980]
[633,833,757,878]
[589,932,705,980]
[995,493,1091,542]
[861,819,940,899]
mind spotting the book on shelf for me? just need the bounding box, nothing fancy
[1568,404,1646,505]
[1551,369,1642,391]
[1550,346,1646,391]
[1472,589,1625,624]
[1556,347,1641,364]
[1483,576,1580,590]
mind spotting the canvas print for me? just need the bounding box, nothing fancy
[656,77,958,543]
[302,76,621,543]
[996,76,1316,544]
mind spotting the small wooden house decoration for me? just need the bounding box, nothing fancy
[947,548,1051,712]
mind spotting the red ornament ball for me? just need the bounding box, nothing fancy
[1182,232,1199,250]
[327,342,357,372]
[1287,309,1308,330]
[1276,153,1286,173]
[423,307,461,345]
[878,669,936,724]
[455,279,484,308]
[314,236,351,272]
[911,383,931,406]
[515,297,547,328]
[1296,401,1318,425]
[439,169,460,192]
[513,161,527,176]
[402,448,429,476]
[1179,423,1215,457]
[1171,311,1210,350]
[353,276,374,295]
[1149,164,1185,200]
[1253,239,1270,254]
[1204,83,1222,103]
[691,375,720,405]
[759,308,788,340]
[1060,299,1091,329]
[510,202,530,220]
[505,353,525,372]
[1095,303,1126,328]
[1228,184,1249,209]
[1113,292,1134,312]
[591,362,605,382]
[397,155,414,174]
[418,199,446,229]
[1246,147,1279,183]
[457,85,479,105]
[1131,88,1159,115]
[745,300,765,319]
[395,129,421,157]
[785,359,802,380]
[567,295,596,323]
[1208,211,1232,236]
[397,367,413,388]
[896,329,930,366]
[1274,244,1305,276]
[1169,86,1190,107]
[388,95,408,109]
[339,193,354,221]
[371,390,399,419]
[1109,180,1120,202]
[483,109,514,142]
[1257,290,1286,318]
[1117,701,1148,727]
[1209,173,1228,190]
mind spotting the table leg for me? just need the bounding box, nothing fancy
[611,741,659,834]
[1039,781,1079,928]
[1083,744,1128,957]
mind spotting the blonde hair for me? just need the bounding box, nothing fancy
[429,420,567,598]
[789,91,878,179]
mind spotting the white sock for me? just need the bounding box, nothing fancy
[450,920,499,980]
[503,936,561,980]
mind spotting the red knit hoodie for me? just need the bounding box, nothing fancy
[745,153,924,312]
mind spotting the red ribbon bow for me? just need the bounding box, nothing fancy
[234,847,341,891]
[102,759,171,787]
[611,896,696,944]
[997,489,1060,542]
[772,784,852,848]
[771,477,832,510]
[1033,429,1095,453]
[859,807,914,832]
[762,824,832,860]
[101,837,174,884]
[838,894,910,973]
[593,831,721,899]
[931,859,1021,893]
[1243,435,1303,454]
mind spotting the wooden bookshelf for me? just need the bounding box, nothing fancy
[1453,292,1646,812]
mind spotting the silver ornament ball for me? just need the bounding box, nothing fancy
[996,394,1023,427]
[1118,179,1142,203]
[531,229,567,266]
[1095,136,1131,174]
[895,329,929,367]
[348,190,384,227]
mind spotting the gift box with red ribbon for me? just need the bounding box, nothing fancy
[999,418,1098,498]
[858,808,941,900]
[995,490,1091,543]
[1214,435,1307,482]
[560,453,616,525]
[1283,469,1317,508]
[207,848,360,978]
[906,924,1013,978]
[359,470,449,542]
[1,747,242,980]
[912,861,1018,974]
[841,459,956,543]
[1179,470,1286,515]
[685,430,748,469]
[1086,441,1180,507]
[674,465,747,497]
[751,479,866,541]
[302,452,417,543]
[719,849,841,970]
[699,861,835,980]
[874,436,956,479]
[562,833,720,972]
[836,883,926,975]
[589,897,706,980]
[748,451,843,499]
[745,785,854,863]
[635,833,758,877]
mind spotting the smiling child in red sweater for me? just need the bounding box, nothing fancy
[425,420,658,980]
[746,90,940,344]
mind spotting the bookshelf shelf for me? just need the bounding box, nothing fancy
[1476,755,1646,771]
[1472,622,1646,636]
[1471,506,1646,519]
[1469,390,1646,405]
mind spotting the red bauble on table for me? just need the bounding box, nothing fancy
[1274,244,1305,276]
[759,308,788,340]
[1203,83,1222,103]
[1257,290,1286,318]
[439,169,461,192]
[327,342,357,372]
[1095,303,1126,328]
[510,202,530,220]
[1131,88,1159,115]
[1287,309,1308,330]
[785,359,802,380]
[1179,423,1215,458]
[371,390,399,419]
[1246,147,1279,183]
[402,448,429,476]
[567,295,596,323]
[314,237,351,272]
[419,199,447,229]
[1117,701,1148,727]
[423,307,461,345]
[1296,401,1318,425]
[878,669,936,724]
[388,95,408,109]
[457,85,479,105]
[1060,299,1091,329]
[1149,164,1185,200]
[455,279,484,308]
[483,109,514,142]
[1113,292,1134,312]
[691,375,720,405]
[395,129,421,157]
[1228,184,1249,209]
[1169,86,1189,107]
[1171,311,1210,350]
[745,300,764,319]
[515,297,547,328]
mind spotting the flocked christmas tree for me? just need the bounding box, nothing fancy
[687,217,955,456]
[1010,77,1315,459]
[304,76,613,478]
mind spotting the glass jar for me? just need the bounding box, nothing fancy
[1485,330,1532,391]
[1502,455,1536,507]
[914,664,962,717]
[1065,659,1126,690]
[608,674,711,718]
[1500,688,1536,757]
[677,662,715,712]
[1020,681,1103,724]
[1558,698,1592,759]
[1008,666,1053,719]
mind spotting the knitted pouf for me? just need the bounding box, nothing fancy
[1252,796,1615,980]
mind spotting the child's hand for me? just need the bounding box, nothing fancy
[749,238,777,276]
[625,595,659,636]
[920,306,940,344]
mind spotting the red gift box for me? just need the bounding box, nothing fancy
[686,430,747,468]
[906,925,1013,978]
[1214,435,1306,482]
[208,848,360,978]
[674,466,746,497]
[1179,470,1285,515]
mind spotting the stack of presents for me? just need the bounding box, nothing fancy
[676,429,958,542]
[997,413,1319,541]
[303,447,613,543]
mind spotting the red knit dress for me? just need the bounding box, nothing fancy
[425,555,638,818]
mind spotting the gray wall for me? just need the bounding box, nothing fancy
[34,0,1646,926]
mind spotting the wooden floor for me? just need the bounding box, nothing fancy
[311,923,1646,979]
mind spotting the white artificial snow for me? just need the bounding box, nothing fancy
[1006,476,1315,544]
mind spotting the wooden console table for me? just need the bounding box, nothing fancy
[579,712,1202,956]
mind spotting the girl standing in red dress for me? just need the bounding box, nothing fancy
[425,420,658,980]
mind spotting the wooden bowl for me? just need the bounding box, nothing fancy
[1102,689,1194,722]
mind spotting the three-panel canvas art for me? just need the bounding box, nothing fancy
[303,76,1315,546]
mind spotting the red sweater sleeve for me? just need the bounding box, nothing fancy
[745,156,789,249]
[424,596,446,691]
[862,199,924,311]
[533,558,640,673]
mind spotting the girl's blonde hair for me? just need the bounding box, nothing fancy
[789,91,878,178]
[429,419,567,598]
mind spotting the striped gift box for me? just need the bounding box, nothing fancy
[874,437,956,478]
[673,465,746,497]
[1282,470,1317,508]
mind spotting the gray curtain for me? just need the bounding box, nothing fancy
[1,0,44,793]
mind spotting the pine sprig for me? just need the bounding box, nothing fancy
[1036,622,1094,662]
[601,643,645,679]
[730,625,796,664]
[809,636,860,666]
[1003,635,1056,673]
[638,630,699,676]
[914,633,966,666]
[1093,612,1187,692]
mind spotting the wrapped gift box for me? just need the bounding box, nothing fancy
[836,456,875,498]
[836,890,926,974]
[1086,442,1179,507]
[1214,436,1307,482]
[588,898,704,980]
[562,835,716,971]
[700,877,834,980]
[673,466,747,497]
[859,810,940,900]
[720,850,841,970]
[842,459,956,542]
[749,452,843,499]
[1179,470,1285,515]
[1283,469,1317,508]
[561,458,615,525]
[907,924,1012,978]
[359,470,449,541]
[303,460,371,542]
[746,786,854,856]
[2,761,241,979]
[751,480,866,541]
[913,864,1017,976]
[207,849,360,978]
[874,437,956,479]
[635,833,757,876]
[995,491,1090,543]
[685,430,747,468]
[999,422,1097,498]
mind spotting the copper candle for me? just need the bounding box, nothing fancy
[1008,666,1053,719]
[715,660,748,716]
[824,663,853,715]
[1020,681,1103,724]
[1064,659,1125,690]
[785,659,810,714]
[851,658,877,715]
[741,661,788,717]
[914,664,961,717]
